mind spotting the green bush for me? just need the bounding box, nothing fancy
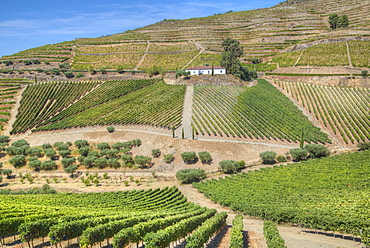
[75,140,89,148]
[219,160,241,174]
[42,143,52,149]
[176,169,206,184]
[134,155,152,168]
[146,65,164,77]
[180,152,198,164]
[151,149,161,158]
[163,154,174,163]
[28,159,41,171]
[304,144,329,158]
[358,142,370,150]
[40,160,57,170]
[289,148,308,161]
[94,157,108,169]
[78,147,90,157]
[121,154,133,163]
[0,135,9,143]
[9,155,26,168]
[198,151,212,164]
[107,158,120,169]
[107,126,115,133]
[259,151,277,164]
[276,155,287,163]
[44,148,56,158]
[97,142,110,150]
[75,72,84,78]
[2,169,12,179]
[64,71,74,78]
[59,150,71,158]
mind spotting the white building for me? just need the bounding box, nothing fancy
[186,66,226,76]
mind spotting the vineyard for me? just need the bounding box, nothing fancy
[0,78,32,134]
[194,150,370,245]
[1,0,370,71]
[275,80,370,143]
[272,41,370,68]
[34,81,186,131]
[192,79,331,143]
[0,187,227,248]
[11,81,100,134]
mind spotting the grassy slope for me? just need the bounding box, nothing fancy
[1,0,369,70]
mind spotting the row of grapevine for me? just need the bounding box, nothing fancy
[38,79,159,128]
[185,212,228,248]
[276,80,370,143]
[35,81,186,131]
[11,81,99,134]
[192,79,330,143]
[263,221,286,248]
[0,187,200,247]
[229,215,244,248]
[194,150,370,245]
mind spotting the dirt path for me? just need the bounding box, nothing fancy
[293,50,304,67]
[135,41,150,70]
[5,86,26,136]
[346,41,353,67]
[181,41,205,70]
[181,86,194,139]
[178,184,363,248]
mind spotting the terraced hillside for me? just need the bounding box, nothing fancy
[9,78,335,145]
[0,0,369,72]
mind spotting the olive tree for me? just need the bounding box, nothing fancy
[176,169,206,184]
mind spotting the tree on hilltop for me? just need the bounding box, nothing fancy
[329,14,349,30]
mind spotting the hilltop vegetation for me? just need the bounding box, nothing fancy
[0,0,369,73]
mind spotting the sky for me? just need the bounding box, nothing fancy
[0,0,282,57]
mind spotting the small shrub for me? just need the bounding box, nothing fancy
[134,155,152,168]
[176,169,206,184]
[276,155,287,163]
[97,142,110,150]
[42,143,52,149]
[64,71,74,78]
[180,152,198,164]
[40,160,57,170]
[198,151,212,164]
[107,126,115,133]
[219,160,241,174]
[361,70,368,77]
[163,154,174,163]
[357,142,370,150]
[290,148,308,161]
[75,72,83,78]
[2,169,12,179]
[151,149,161,158]
[259,151,276,164]
[304,144,329,158]
[9,155,26,168]
[146,65,164,77]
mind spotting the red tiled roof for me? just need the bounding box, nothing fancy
[187,66,225,70]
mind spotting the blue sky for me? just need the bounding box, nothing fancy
[0,0,282,57]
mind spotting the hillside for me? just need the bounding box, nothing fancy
[0,0,369,73]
